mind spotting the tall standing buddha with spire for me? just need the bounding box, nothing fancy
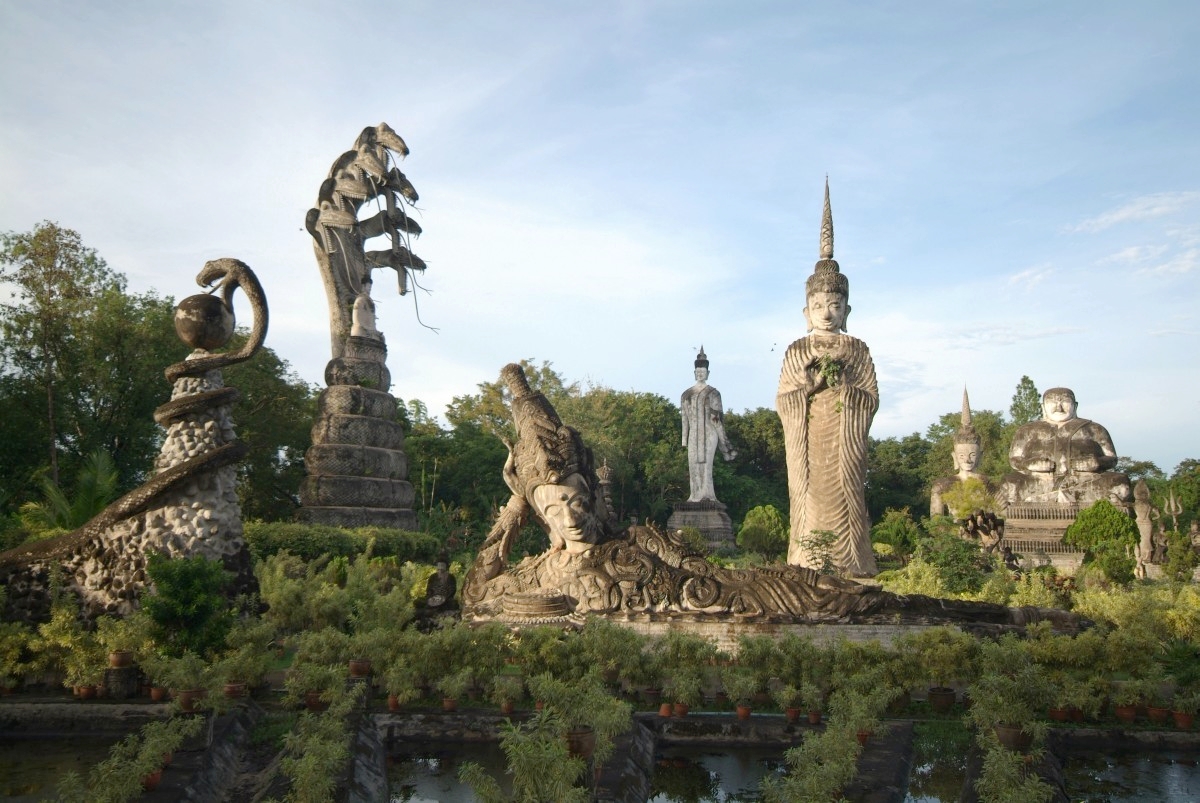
[776,181,879,577]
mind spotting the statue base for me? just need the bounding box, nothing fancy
[667,500,734,553]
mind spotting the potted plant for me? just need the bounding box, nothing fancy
[437,668,474,711]
[721,666,760,720]
[284,662,343,712]
[1110,680,1143,724]
[524,672,632,764]
[1171,689,1200,730]
[799,680,825,725]
[383,663,420,712]
[898,626,977,714]
[155,652,211,713]
[489,674,525,716]
[772,684,804,723]
[663,668,704,718]
[96,612,155,669]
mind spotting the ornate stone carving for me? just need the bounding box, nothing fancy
[668,348,736,549]
[299,124,422,530]
[0,260,266,623]
[777,181,877,576]
[461,363,1080,633]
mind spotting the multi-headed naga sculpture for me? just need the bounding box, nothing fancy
[299,123,423,530]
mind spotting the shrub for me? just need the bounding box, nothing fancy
[243,521,441,563]
[736,505,788,560]
[1064,500,1138,584]
[144,553,234,658]
[870,508,922,556]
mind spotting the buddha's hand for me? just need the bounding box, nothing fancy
[1027,458,1055,473]
[1071,457,1101,472]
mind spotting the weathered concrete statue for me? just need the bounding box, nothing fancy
[999,387,1131,510]
[930,388,990,518]
[461,365,1081,634]
[777,181,878,576]
[0,260,266,623]
[299,123,423,530]
[681,348,737,503]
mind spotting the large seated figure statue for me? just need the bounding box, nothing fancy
[777,182,877,576]
[461,364,1080,633]
[930,388,991,518]
[1000,387,1131,510]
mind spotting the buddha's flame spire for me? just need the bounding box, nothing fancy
[819,176,834,261]
[961,387,973,430]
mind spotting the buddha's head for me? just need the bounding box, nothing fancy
[803,290,850,334]
[530,473,604,553]
[1041,388,1078,425]
[952,441,980,473]
[694,348,710,383]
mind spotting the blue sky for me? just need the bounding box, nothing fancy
[2,1,1197,473]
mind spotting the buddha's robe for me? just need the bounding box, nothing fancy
[777,333,878,576]
[681,382,729,502]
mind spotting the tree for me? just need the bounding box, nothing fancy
[1116,458,1165,484]
[736,504,788,560]
[1063,499,1138,584]
[921,408,1010,487]
[866,434,930,522]
[1008,376,1041,426]
[1,222,124,486]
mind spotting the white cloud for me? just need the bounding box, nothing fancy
[1099,245,1168,265]
[1070,192,1200,234]
[1136,248,1200,277]
[1006,266,1054,290]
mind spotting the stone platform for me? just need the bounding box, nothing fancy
[667,500,734,552]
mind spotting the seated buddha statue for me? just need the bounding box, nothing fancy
[999,387,1131,510]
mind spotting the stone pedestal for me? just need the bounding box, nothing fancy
[299,336,417,530]
[104,666,141,700]
[667,500,734,552]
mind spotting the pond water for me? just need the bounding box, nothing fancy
[0,736,122,802]
[387,742,508,802]
[648,746,782,802]
[1064,751,1200,802]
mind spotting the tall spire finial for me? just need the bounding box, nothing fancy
[961,387,972,429]
[954,386,980,445]
[819,175,834,261]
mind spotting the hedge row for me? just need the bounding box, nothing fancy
[242,521,442,563]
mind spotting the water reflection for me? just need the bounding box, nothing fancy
[387,742,507,803]
[1065,751,1200,802]
[0,737,121,802]
[649,747,782,802]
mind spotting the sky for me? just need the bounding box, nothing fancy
[1,1,1198,474]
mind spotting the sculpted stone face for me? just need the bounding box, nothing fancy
[953,443,980,473]
[694,366,709,383]
[1042,392,1077,424]
[803,291,849,333]
[531,474,603,554]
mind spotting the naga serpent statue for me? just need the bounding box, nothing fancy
[0,260,267,624]
[462,363,1083,635]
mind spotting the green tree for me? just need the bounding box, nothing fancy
[1008,375,1041,426]
[223,338,317,521]
[866,434,931,522]
[18,449,118,536]
[722,407,788,525]
[1063,499,1138,585]
[1,222,126,486]
[870,508,922,556]
[737,504,788,560]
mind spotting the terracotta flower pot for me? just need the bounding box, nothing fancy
[1148,705,1170,725]
[150,686,169,702]
[500,700,515,716]
[927,687,956,714]
[223,681,247,699]
[177,688,206,713]
[658,702,674,717]
[807,710,822,725]
[78,685,97,700]
[736,704,752,720]
[673,702,690,718]
[108,650,134,669]
[1114,704,1137,724]
[142,768,163,791]
[304,690,329,712]
[993,724,1032,752]
[1172,710,1194,730]
[855,729,871,746]
[348,659,372,678]
[565,725,596,759]
[442,697,458,712]
[1048,707,1070,722]
[387,693,402,712]
[785,707,801,723]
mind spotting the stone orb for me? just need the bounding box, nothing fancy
[175,294,234,350]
